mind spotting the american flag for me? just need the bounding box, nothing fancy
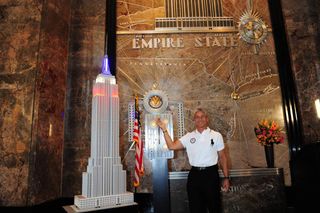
[133,96,144,187]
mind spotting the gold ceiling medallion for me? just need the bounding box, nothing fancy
[238,9,268,49]
[231,91,240,100]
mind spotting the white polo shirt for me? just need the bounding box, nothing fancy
[179,127,224,167]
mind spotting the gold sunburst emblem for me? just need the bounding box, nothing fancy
[238,9,268,46]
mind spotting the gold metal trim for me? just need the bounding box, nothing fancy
[169,168,284,179]
[117,29,239,35]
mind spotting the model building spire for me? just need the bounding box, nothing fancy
[72,55,135,211]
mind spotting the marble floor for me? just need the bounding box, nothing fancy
[0,192,295,213]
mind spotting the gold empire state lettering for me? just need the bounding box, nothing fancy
[132,37,184,49]
[194,36,238,47]
[132,35,238,49]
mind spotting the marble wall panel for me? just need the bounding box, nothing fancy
[0,0,71,206]
[281,0,320,144]
[27,0,71,205]
[0,0,42,206]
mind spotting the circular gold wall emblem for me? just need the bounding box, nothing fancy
[148,95,163,109]
[143,90,168,114]
[238,10,268,45]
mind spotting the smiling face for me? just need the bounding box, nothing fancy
[193,109,209,131]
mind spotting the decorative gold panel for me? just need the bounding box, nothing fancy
[116,0,290,192]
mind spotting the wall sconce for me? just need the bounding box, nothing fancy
[315,99,320,119]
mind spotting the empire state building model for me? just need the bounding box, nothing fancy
[72,56,135,211]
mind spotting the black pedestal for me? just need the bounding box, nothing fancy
[152,158,171,213]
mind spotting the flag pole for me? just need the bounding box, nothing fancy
[122,141,136,164]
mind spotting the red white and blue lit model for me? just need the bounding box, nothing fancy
[72,55,135,212]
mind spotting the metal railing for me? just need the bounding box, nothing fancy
[155,16,235,31]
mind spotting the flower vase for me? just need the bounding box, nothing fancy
[264,144,274,168]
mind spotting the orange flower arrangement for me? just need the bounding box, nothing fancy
[254,119,285,146]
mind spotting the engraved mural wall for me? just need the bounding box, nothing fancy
[116,0,291,192]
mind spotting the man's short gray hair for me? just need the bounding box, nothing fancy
[194,108,208,117]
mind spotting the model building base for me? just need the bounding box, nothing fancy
[63,203,138,213]
[63,192,137,213]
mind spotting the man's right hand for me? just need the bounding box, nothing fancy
[156,118,166,130]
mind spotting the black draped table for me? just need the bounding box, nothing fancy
[169,168,287,213]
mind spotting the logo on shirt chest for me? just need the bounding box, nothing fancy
[190,138,196,144]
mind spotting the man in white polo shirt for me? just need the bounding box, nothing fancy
[156,108,230,213]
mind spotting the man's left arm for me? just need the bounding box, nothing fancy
[218,149,230,191]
